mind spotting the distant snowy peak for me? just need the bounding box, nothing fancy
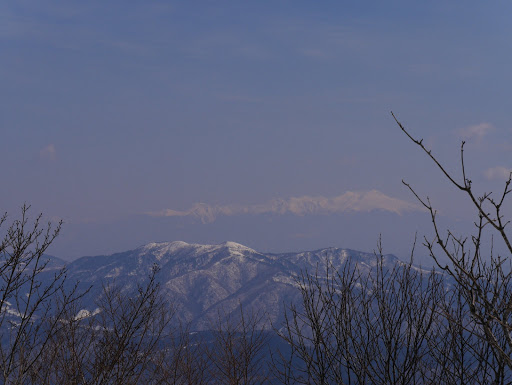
[146,190,424,223]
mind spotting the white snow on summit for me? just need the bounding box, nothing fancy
[138,241,257,260]
[145,190,424,223]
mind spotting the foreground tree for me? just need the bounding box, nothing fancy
[392,112,512,371]
[0,205,83,384]
[274,246,511,384]
[207,305,270,385]
[156,322,212,385]
[0,206,177,385]
[274,245,443,385]
[30,266,174,385]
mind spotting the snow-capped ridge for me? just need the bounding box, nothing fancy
[139,240,190,252]
[221,241,256,253]
[46,241,421,330]
[138,240,257,257]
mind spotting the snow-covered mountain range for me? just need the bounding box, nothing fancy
[34,241,405,329]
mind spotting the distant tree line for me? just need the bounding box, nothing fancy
[2,115,512,384]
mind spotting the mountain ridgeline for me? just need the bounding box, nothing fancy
[43,241,402,329]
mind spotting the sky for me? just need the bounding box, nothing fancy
[2,1,512,261]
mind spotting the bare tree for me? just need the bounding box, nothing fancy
[0,205,83,385]
[427,286,510,384]
[28,292,97,385]
[88,265,171,385]
[274,243,446,385]
[392,112,512,373]
[28,264,174,385]
[155,323,212,385]
[207,304,270,385]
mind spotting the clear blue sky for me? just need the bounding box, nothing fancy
[2,1,511,260]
